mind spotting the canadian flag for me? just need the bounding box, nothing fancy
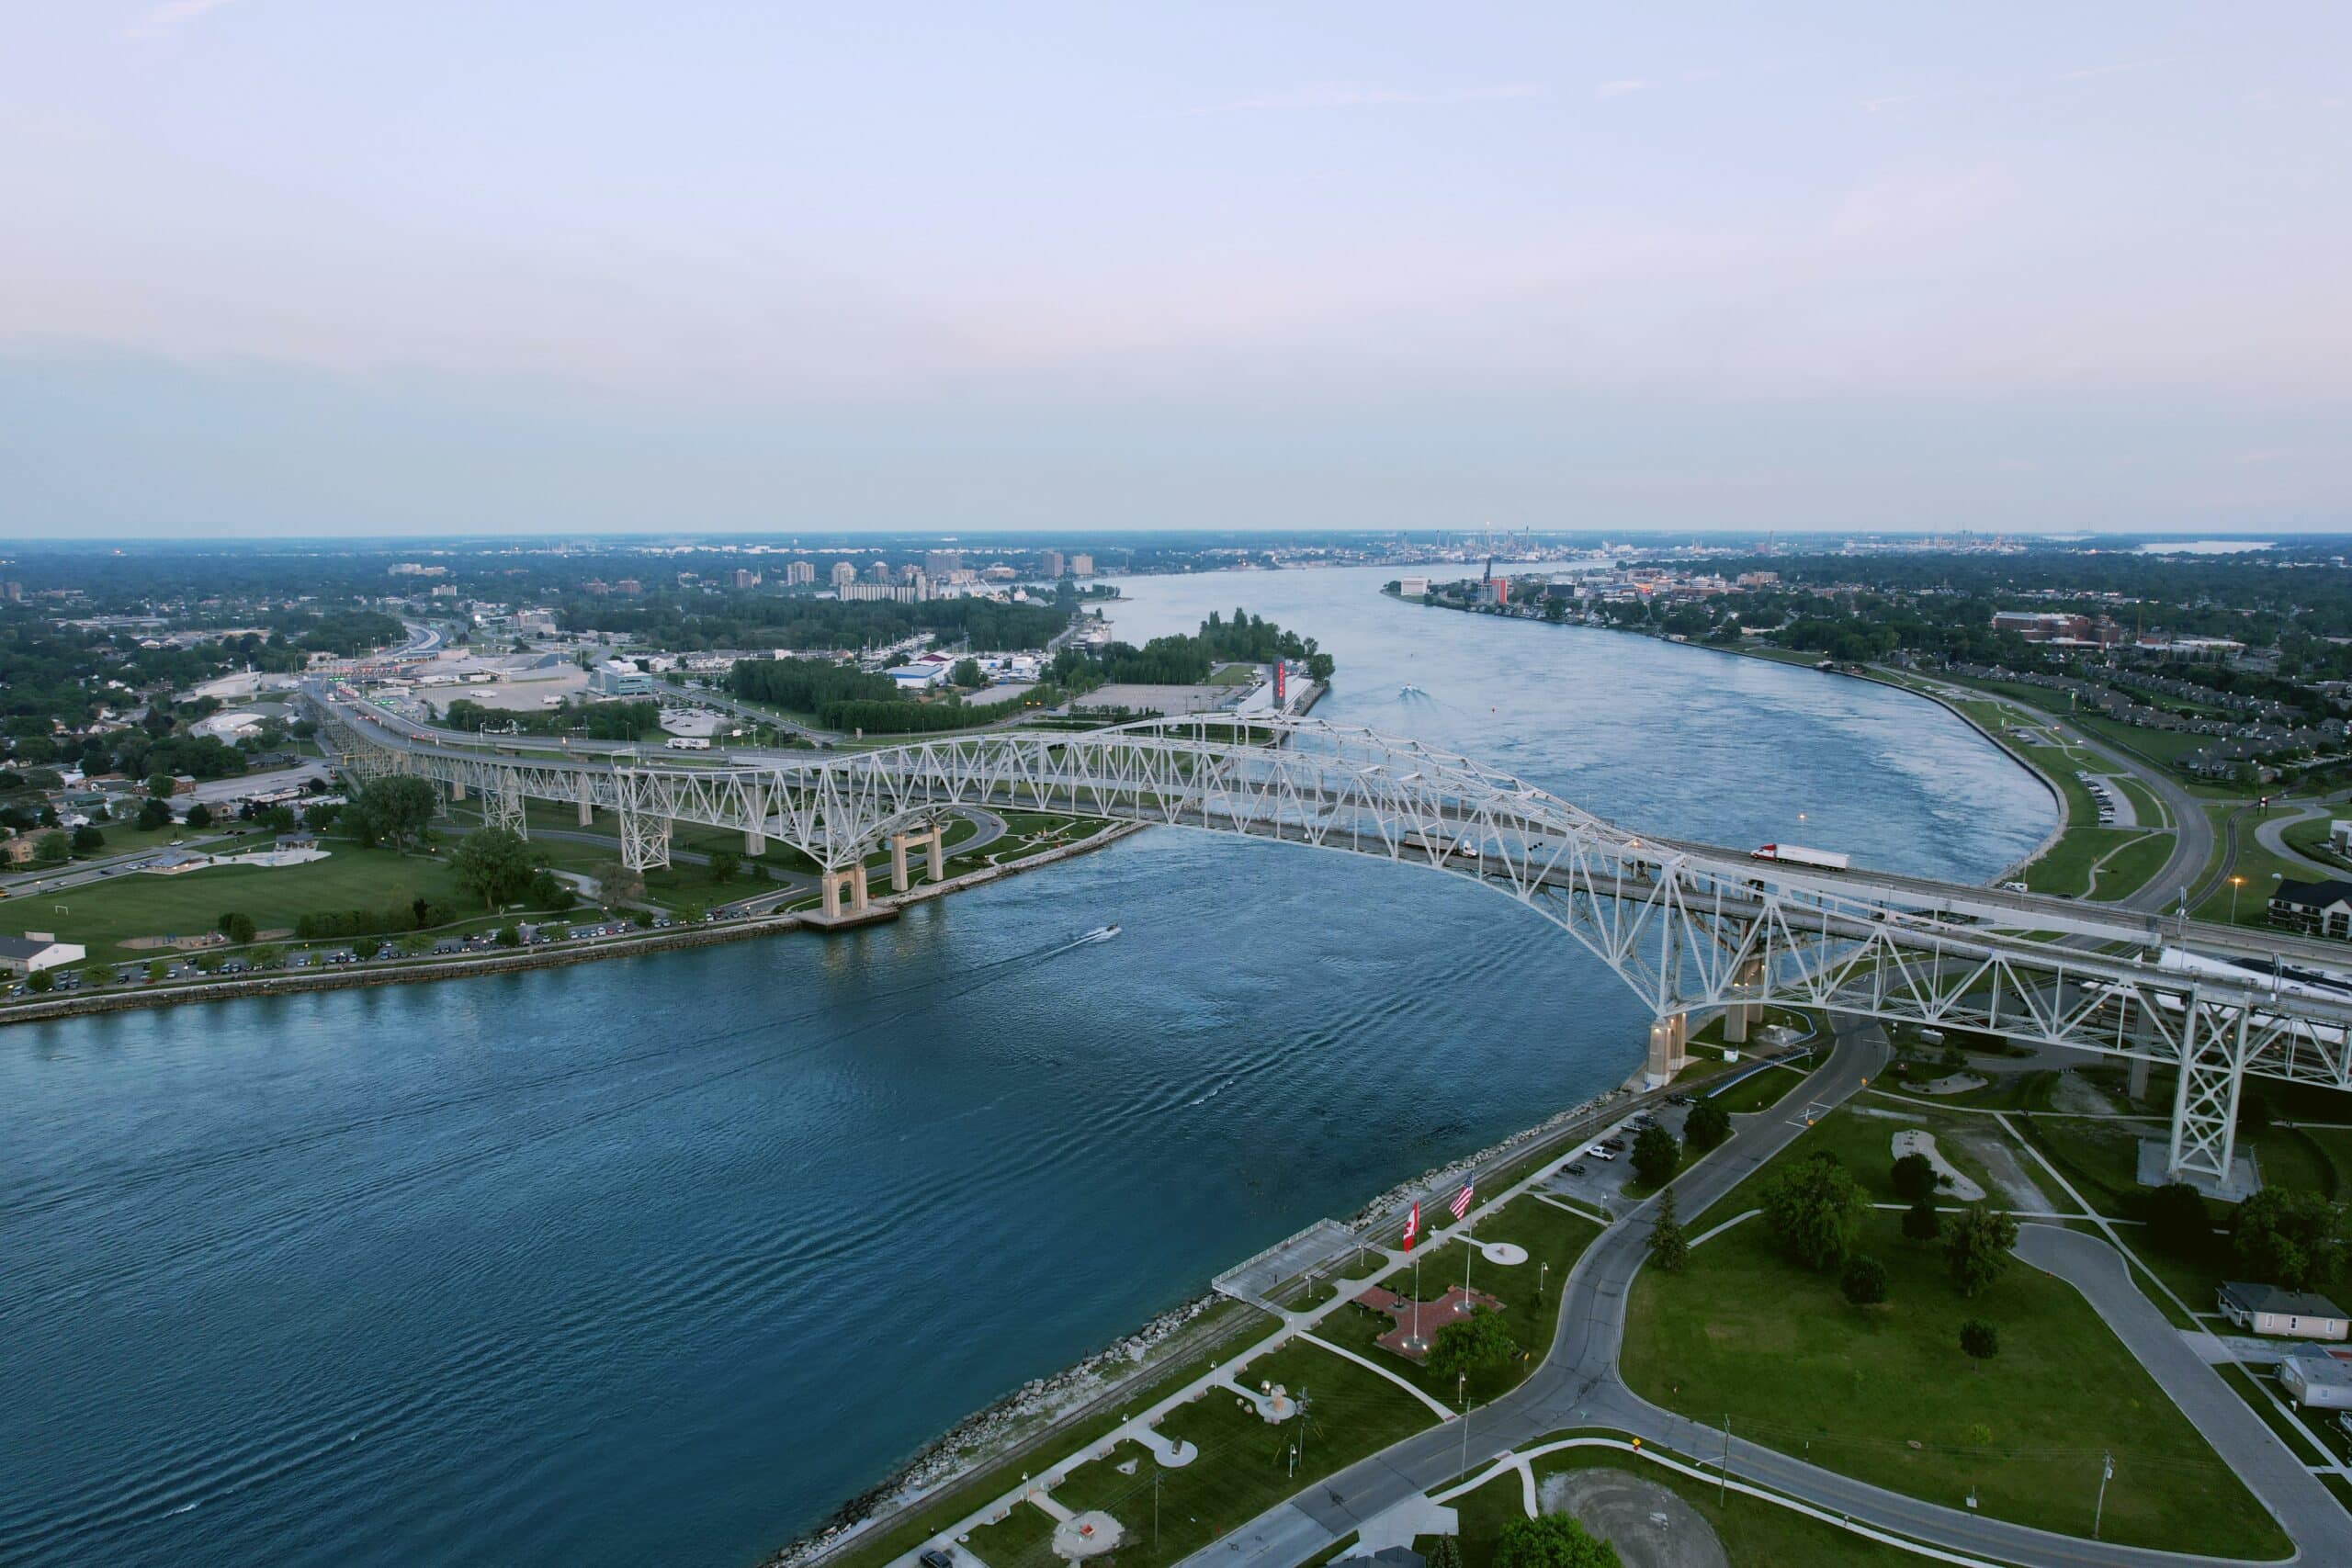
[1403,1201,1419,1252]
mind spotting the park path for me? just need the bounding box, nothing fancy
[1185,1021,2349,1568]
[2012,1224,2352,1562]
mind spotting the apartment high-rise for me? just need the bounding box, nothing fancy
[1039,549,1065,579]
[1069,554,1094,578]
[924,550,961,576]
[785,561,816,586]
[830,561,858,589]
[865,560,892,584]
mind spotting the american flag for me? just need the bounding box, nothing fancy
[1450,1181,1475,1220]
[1403,1201,1419,1251]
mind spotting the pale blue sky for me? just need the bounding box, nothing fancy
[3,2,2346,536]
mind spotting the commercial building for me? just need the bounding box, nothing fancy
[924,550,961,576]
[884,664,947,691]
[2218,1280,2350,1340]
[0,934,87,976]
[2269,880,2352,941]
[1069,553,1094,578]
[1396,576,1430,599]
[1040,549,1065,580]
[590,663,653,697]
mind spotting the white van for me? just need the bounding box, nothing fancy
[665,736,712,751]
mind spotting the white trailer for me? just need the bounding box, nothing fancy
[1751,842,1851,871]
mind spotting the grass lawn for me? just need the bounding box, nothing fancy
[0,839,467,956]
[2192,803,2313,928]
[2024,826,2161,897]
[820,1302,1274,1568]
[1622,1205,2287,1557]
[1702,1063,1806,1116]
[1490,1443,1941,1567]
[2086,830,2176,901]
[985,1339,1439,1568]
[1317,1195,1600,1408]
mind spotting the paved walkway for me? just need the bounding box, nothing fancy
[1182,1020,2352,1568]
[1295,1332,1461,1421]
[2013,1224,2352,1557]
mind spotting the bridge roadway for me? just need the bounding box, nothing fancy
[312,695,2352,1180]
[322,688,2334,969]
[1183,1020,2352,1568]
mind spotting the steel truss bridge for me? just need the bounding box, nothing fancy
[311,694,2352,1185]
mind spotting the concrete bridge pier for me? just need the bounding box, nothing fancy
[820,864,871,919]
[576,779,594,827]
[888,824,947,892]
[1644,1012,1690,1089]
[451,780,468,802]
[1723,957,1767,1043]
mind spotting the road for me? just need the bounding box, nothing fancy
[1888,669,2211,917]
[1186,1018,2350,1568]
[2254,802,2342,882]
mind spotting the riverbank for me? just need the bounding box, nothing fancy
[0,820,1142,1030]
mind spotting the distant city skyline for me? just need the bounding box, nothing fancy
[4,3,2347,536]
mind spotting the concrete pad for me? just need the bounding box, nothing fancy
[2137,1138,2263,1202]
[1480,1241,1530,1266]
[1052,1511,1123,1560]
[1354,1495,1459,1553]
[1892,1130,1985,1202]
[1539,1468,1727,1568]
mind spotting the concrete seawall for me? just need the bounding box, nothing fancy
[0,821,1146,1030]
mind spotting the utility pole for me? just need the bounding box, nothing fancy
[2094,1451,2113,1539]
[1460,1372,1471,1474]
[1153,1474,1160,1549]
[1720,1416,1732,1505]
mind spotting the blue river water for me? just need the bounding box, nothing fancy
[0,567,2050,1567]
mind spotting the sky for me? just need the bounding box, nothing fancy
[2,2,2347,537]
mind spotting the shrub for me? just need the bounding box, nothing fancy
[1890,1150,1939,1202]
[1840,1254,1889,1306]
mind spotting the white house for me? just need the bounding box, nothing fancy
[2218,1280,2351,1341]
[0,934,87,976]
[2279,1349,2352,1409]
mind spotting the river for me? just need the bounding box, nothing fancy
[0,566,2050,1567]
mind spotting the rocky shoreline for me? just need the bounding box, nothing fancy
[774,1047,1662,1568]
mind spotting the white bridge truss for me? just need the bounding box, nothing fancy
[312,700,2352,1183]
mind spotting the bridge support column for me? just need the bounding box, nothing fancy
[888,823,946,892]
[2167,992,2254,1187]
[820,864,870,919]
[451,780,468,802]
[745,829,765,856]
[486,779,526,839]
[577,778,594,827]
[2128,1054,2151,1101]
[1724,957,1766,1044]
[619,807,671,872]
[1644,1013,1689,1089]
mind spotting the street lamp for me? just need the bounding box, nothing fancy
[2230,874,2246,923]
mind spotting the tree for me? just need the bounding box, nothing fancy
[1630,1123,1679,1188]
[1646,1184,1689,1273]
[257,804,298,833]
[30,830,70,866]
[302,801,342,832]
[594,859,645,906]
[1841,1254,1890,1306]
[1682,1098,1731,1153]
[1890,1151,1939,1202]
[494,924,522,948]
[136,797,173,830]
[951,657,984,689]
[1903,1195,1943,1245]
[145,773,175,799]
[26,968,54,993]
[185,803,214,829]
[2140,1182,2215,1258]
[1427,1538,1464,1568]
[453,827,535,909]
[146,958,167,983]
[1960,1318,2000,1373]
[219,911,256,945]
[1492,1512,1621,1568]
[1762,1151,1865,1272]
[353,775,438,850]
[707,847,742,884]
[1426,1305,1519,1381]
[2232,1187,2347,1293]
[70,823,104,853]
[352,935,383,959]
[1943,1206,2019,1297]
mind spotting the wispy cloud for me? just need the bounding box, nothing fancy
[1175,81,1539,117]
[1860,95,1912,113]
[127,0,238,39]
[1594,79,1652,99]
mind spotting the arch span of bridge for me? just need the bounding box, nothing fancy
[311,696,2350,1187]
